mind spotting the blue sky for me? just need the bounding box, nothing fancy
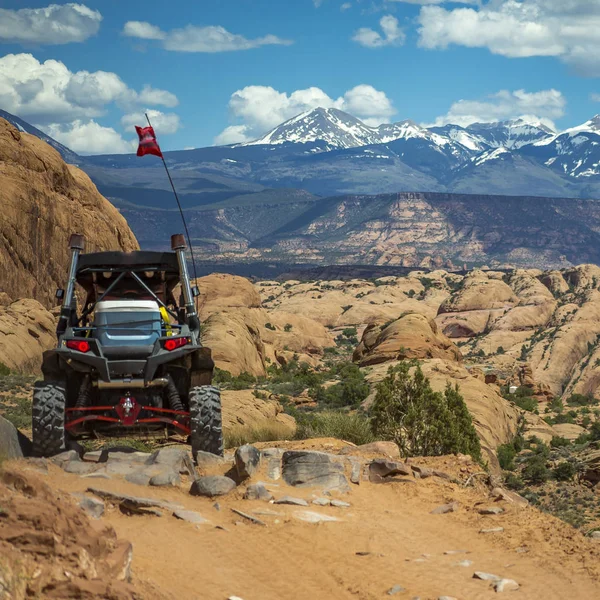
[1,1,600,153]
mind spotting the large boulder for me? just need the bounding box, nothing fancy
[0,299,56,373]
[282,450,349,491]
[353,312,462,367]
[0,119,138,309]
[0,415,24,459]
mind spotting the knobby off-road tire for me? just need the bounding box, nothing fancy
[189,385,224,458]
[32,381,67,457]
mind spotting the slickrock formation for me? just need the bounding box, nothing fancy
[0,118,138,310]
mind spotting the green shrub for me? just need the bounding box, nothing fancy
[497,443,517,471]
[213,369,257,390]
[522,455,549,484]
[370,362,481,461]
[567,393,597,407]
[497,346,505,354]
[314,362,370,408]
[265,322,276,331]
[504,472,524,491]
[514,395,538,412]
[590,421,600,442]
[552,462,576,481]
[549,397,564,412]
[315,379,369,409]
[552,412,577,425]
[295,411,376,446]
[0,363,10,377]
[342,327,357,338]
[550,436,571,448]
[284,323,293,332]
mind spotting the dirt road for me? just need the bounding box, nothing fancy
[45,462,600,600]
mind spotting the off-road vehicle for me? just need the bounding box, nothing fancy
[32,233,222,458]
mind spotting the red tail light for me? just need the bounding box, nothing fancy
[163,337,188,351]
[66,340,90,353]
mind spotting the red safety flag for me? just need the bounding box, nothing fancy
[135,125,163,158]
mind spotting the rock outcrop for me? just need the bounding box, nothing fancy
[221,390,296,434]
[0,118,138,309]
[199,274,335,376]
[0,468,142,598]
[0,299,56,373]
[353,313,462,366]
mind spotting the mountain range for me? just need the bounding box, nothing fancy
[2,107,600,269]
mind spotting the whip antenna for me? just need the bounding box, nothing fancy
[143,113,200,316]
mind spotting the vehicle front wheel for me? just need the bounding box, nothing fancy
[32,381,67,457]
[188,385,223,459]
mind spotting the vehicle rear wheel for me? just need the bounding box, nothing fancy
[189,385,223,458]
[32,381,67,457]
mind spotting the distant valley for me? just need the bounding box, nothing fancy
[3,107,600,270]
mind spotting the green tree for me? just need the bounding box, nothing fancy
[370,362,481,461]
[552,462,576,481]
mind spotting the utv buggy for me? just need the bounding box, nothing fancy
[32,233,223,458]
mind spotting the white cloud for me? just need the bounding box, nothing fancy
[591,93,600,103]
[417,1,600,76]
[214,125,252,145]
[43,120,136,155]
[0,3,101,45]
[390,1,478,5]
[0,53,178,125]
[123,21,292,52]
[341,2,352,10]
[137,85,179,108]
[122,20,165,40]
[120,109,181,135]
[215,84,396,144]
[429,89,566,128]
[352,15,405,48]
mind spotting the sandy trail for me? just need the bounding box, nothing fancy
[45,463,600,600]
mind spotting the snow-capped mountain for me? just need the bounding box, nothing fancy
[243,109,556,154]
[427,124,488,152]
[464,118,555,150]
[521,116,600,179]
[243,108,482,165]
[0,109,79,164]
[245,107,383,149]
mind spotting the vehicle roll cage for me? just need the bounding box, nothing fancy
[56,233,200,340]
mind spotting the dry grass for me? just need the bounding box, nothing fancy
[294,411,376,446]
[224,423,294,448]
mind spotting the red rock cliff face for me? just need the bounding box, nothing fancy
[0,118,138,309]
